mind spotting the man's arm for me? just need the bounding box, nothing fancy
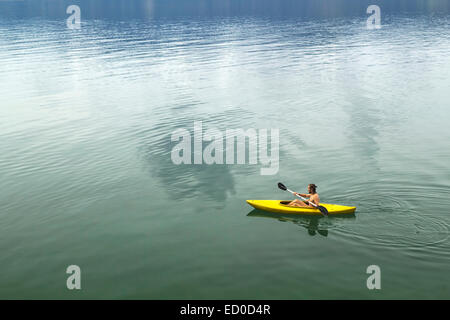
[294,193,311,198]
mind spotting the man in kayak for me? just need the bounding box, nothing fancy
[288,184,319,208]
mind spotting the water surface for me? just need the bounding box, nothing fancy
[0,4,449,299]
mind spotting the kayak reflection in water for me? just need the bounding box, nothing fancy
[246,210,330,237]
[288,184,319,208]
[273,215,328,237]
[305,218,328,237]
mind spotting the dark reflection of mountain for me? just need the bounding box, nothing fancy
[137,106,259,202]
[247,209,355,237]
[342,95,381,172]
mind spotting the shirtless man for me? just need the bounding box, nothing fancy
[288,184,319,208]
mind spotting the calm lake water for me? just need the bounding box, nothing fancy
[0,2,449,299]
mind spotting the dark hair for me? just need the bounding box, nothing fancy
[308,184,317,194]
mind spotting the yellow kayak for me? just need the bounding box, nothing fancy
[246,200,356,215]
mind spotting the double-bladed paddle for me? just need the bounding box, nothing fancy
[277,182,329,216]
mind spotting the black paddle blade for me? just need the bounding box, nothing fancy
[318,206,329,216]
[277,182,287,191]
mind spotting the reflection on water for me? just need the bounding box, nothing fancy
[247,209,355,237]
[137,107,261,202]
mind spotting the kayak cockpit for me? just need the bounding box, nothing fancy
[279,200,316,209]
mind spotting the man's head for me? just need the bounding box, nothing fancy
[308,184,317,194]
